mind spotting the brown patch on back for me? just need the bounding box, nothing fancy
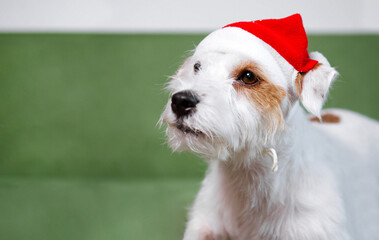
[310,113,340,123]
[231,61,287,131]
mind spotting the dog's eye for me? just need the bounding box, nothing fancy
[194,62,201,73]
[238,70,259,85]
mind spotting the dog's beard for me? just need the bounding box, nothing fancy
[165,115,233,161]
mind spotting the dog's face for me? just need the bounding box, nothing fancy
[160,28,337,161]
[160,50,290,160]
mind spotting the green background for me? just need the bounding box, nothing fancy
[0,34,378,239]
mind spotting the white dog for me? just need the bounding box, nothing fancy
[159,14,379,240]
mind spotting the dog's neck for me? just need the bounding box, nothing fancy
[216,101,312,208]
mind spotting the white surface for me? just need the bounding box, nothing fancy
[0,0,378,33]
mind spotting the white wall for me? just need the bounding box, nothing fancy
[0,0,378,33]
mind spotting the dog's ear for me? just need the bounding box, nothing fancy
[296,52,338,119]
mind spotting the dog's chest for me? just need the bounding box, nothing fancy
[218,163,281,239]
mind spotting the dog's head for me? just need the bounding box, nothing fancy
[159,15,338,161]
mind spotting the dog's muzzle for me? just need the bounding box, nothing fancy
[171,90,199,118]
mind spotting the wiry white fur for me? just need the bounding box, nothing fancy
[159,27,379,240]
[300,52,339,119]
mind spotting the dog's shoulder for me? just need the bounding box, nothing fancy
[309,108,379,162]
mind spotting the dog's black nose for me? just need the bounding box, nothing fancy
[171,90,199,118]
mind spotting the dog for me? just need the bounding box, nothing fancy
[159,14,379,240]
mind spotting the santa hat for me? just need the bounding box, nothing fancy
[223,14,317,73]
[194,14,318,74]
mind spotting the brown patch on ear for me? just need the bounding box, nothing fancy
[295,72,304,98]
[311,62,322,71]
[295,63,323,98]
[310,113,340,123]
[232,61,287,132]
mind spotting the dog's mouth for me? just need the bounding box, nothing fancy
[176,122,203,136]
[162,117,204,137]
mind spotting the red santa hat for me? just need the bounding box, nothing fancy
[194,14,318,76]
[223,14,317,73]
